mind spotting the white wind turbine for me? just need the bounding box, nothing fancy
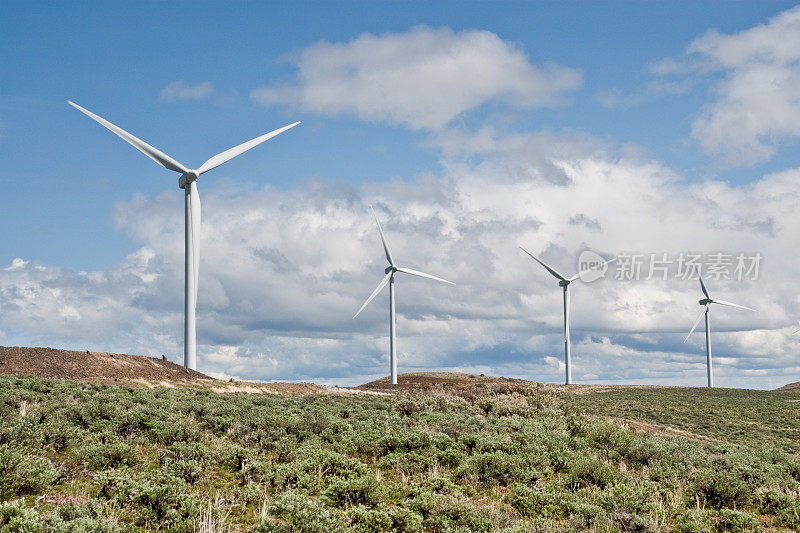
[353,207,454,385]
[68,101,299,370]
[519,247,615,385]
[683,273,755,388]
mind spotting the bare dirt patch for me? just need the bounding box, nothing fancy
[620,418,718,443]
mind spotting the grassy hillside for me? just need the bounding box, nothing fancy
[1,375,799,532]
[568,386,800,454]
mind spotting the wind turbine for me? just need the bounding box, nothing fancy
[683,274,755,388]
[68,101,300,370]
[353,207,454,385]
[519,247,615,385]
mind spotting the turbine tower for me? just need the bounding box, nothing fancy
[353,207,454,385]
[519,247,615,385]
[68,101,299,370]
[683,274,755,388]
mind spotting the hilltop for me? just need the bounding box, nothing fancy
[0,345,209,385]
[0,346,366,396]
[358,371,535,392]
[777,380,800,392]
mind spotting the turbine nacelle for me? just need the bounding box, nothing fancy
[385,265,396,275]
[178,171,200,189]
[699,298,712,305]
[558,279,570,287]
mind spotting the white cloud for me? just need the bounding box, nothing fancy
[158,81,215,102]
[5,258,28,271]
[3,127,800,388]
[251,26,582,131]
[659,6,800,165]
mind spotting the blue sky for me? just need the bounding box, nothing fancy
[2,1,800,388]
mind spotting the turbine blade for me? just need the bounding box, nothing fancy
[568,256,618,282]
[396,267,455,285]
[189,182,201,308]
[197,121,301,175]
[713,299,756,312]
[67,101,188,174]
[698,273,710,299]
[370,206,395,266]
[353,272,392,319]
[684,305,707,343]
[519,246,567,281]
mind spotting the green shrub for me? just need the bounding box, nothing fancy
[455,451,534,487]
[149,419,201,446]
[263,460,317,492]
[598,480,661,515]
[377,450,436,475]
[0,500,120,533]
[42,419,84,452]
[0,501,46,531]
[694,465,754,509]
[566,455,618,489]
[322,473,385,508]
[159,441,212,483]
[92,469,202,527]
[79,439,138,470]
[761,490,800,528]
[715,508,761,532]
[674,509,715,533]
[407,489,505,532]
[7,416,45,448]
[607,509,658,532]
[0,446,61,500]
[385,506,424,532]
[478,393,530,417]
[261,491,347,533]
[346,504,393,532]
[506,482,567,519]
[162,458,205,483]
[563,501,606,530]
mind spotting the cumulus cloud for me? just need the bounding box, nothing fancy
[158,81,215,102]
[2,127,800,388]
[250,26,582,130]
[658,6,800,165]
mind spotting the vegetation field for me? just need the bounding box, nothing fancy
[569,386,800,454]
[1,374,799,532]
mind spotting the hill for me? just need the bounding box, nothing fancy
[0,345,210,385]
[358,371,536,392]
[777,380,800,392]
[0,345,369,396]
